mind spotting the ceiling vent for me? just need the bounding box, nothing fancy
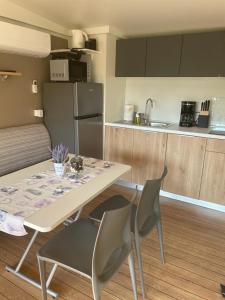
[0,21,51,58]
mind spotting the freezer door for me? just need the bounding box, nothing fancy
[74,82,103,117]
[76,115,103,159]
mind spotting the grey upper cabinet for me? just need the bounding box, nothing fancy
[115,38,147,77]
[146,35,182,76]
[180,31,225,76]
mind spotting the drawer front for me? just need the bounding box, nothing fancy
[206,138,225,153]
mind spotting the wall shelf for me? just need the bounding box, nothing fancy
[0,71,22,80]
[50,48,101,54]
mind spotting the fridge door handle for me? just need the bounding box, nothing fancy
[74,113,103,120]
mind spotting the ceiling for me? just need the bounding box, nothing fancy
[9,0,225,36]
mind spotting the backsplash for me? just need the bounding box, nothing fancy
[210,97,225,126]
[124,77,225,126]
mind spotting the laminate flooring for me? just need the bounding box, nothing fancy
[0,184,225,299]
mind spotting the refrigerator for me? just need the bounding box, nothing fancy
[43,82,103,159]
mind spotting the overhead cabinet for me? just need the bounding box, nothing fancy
[115,30,225,77]
[180,31,225,76]
[115,38,147,77]
[146,35,182,77]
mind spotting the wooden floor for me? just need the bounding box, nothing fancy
[1,184,225,299]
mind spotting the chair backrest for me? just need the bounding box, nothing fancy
[92,204,132,284]
[136,166,168,235]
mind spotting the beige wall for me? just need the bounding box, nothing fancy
[0,35,67,129]
[125,77,225,124]
[105,33,126,122]
[0,53,49,128]
[88,32,125,122]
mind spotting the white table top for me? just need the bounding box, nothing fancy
[0,159,131,233]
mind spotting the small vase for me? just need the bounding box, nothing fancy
[54,163,65,176]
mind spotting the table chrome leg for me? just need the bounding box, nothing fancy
[6,266,58,298]
[16,230,38,272]
[74,207,83,221]
[5,230,58,298]
[64,207,83,225]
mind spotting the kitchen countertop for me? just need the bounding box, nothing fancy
[105,120,225,140]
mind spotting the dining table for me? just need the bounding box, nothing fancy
[0,156,131,298]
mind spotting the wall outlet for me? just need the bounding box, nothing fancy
[33,109,43,118]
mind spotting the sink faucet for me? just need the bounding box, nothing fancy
[144,98,154,125]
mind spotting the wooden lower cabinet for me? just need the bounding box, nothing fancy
[132,130,167,184]
[200,151,225,204]
[163,134,206,198]
[105,126,225,205]
[104,126,133,181]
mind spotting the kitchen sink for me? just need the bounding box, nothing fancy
[115,120,172,128]
[143,121,172,128]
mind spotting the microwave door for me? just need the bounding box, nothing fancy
[69,61,87,82]
[50,59,69,81]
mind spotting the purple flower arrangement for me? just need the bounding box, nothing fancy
[49,144,69,164]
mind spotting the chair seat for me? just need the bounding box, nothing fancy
[38,219,98,277]
[90,194,158,236]
[90,195,130,221]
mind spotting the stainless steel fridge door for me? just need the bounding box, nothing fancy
[76,115,103,159]
[43,83,76,153]
[74,82,103,117]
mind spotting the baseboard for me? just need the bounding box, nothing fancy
[116,179,225,213]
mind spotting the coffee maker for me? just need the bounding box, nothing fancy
[179,101,196,127]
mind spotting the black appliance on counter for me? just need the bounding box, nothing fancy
[179,101,196,127]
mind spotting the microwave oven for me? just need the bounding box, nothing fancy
[50,59,87,82]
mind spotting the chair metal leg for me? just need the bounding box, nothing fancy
[92,280,101,300]
[128,253,138,300]
[135,235,145,298]
[38,258,48,300]
[46,264,58,288]
[156,220,165,264]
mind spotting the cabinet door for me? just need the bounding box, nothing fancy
[200,152,225,204]
[132,131,167,185]
[115,38,147,77]
[163,134,206,198]
[180,31,225,76]
[104,126,133,181]
[146,35,182,76]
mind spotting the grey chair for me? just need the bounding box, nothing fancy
[89,166,168,298]
[37,204,138,300]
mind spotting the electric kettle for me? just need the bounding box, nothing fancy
[71,30,89,49]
